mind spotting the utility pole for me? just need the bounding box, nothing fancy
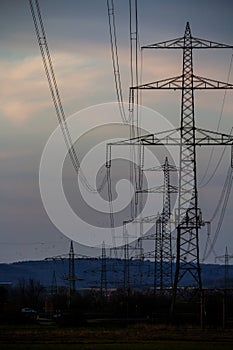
[107,22,233,314]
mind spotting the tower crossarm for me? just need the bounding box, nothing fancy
[133,214,158,223]
[130,75,233,90]
[107,128,180,147]
[108,128,233,147]
[142,36,233,50]
[193,75,233,89]
[215,255,233,262]
[142,37,185,49]
[137,184,177,194]
[142,250,156,258]
[195,128,233,145]
[131,75,183,89]
[143,163,177,171]
[191,37,233,49]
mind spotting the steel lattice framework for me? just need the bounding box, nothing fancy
[136,157,177,289]
[68,240,76,294]
[101,241,107,297]
[107,22,233,310]
[161,157,176,288]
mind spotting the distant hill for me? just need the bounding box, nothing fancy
[0,259,232,289]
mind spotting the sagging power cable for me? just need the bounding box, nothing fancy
[202,166,233,261]
[200,52,233,188]
[29,0,107,193]
[107,0,127,123]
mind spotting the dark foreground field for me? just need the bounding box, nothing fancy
[0,324,233,350]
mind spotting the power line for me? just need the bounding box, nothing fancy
[210,166,232,222]
[200,52,233,187]
[129,0,140,130]
[200,129,232,188]
[203,167,233,261]
[29,0,107,193]
[201,221,217,262]
[106,166,117,257]
[129,0,142,222]
[107,0,127,123]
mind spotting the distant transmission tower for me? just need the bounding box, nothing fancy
[137,157,177,289]
[160,157,176,288]
[68,240,76,294]
[108,22,233,312]
[123,221,130,294]
[215,247,233,289]
[51,270,58,296]
[101,241,107,297]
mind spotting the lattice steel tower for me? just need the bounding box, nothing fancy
[135,156,177,289]
[134,23,233,296]
[101,241,107,297]
[161,157,176,288]
[109,22,233,308]
[68,240,76,295]
[174,22,202,294]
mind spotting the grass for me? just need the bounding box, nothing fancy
[1,343,233,350]
[0,324,233,349]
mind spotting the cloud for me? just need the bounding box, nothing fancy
[0,55,48,123]
[0,46,115,124]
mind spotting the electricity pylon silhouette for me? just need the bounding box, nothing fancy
[215,247,233,289]
[160,157,176,288]
[101,241,107,297]
[68,241,75,291]
[137,157,177,289]
[108,22,233,313]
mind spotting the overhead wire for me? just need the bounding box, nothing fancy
[202,166,233,261]
[200,129,233,188]
[200,52,233,188]
[106,0,141,256]
[29,0,107,193]
[106,166,117,258]
[129,0,147,260]
[107,0,127,123]
[201,222,217,263]
[200,52,233,261]
[209,164,232,222]
[129,0,137,221]
[106,0,129,257]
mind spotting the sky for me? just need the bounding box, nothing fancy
[0,0,233,263]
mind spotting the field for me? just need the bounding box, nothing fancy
[1,344,233,350]
[0,324,233,350]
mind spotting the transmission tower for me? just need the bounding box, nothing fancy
[51,270,58,296]
[45,240,80,307]
[136,157,177,289]
[108,22,233,312]
[101,241,107,297]
[215,247,233,289]
[160,157,176,288]
[123,221,130,294]
[68,240,76,294]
